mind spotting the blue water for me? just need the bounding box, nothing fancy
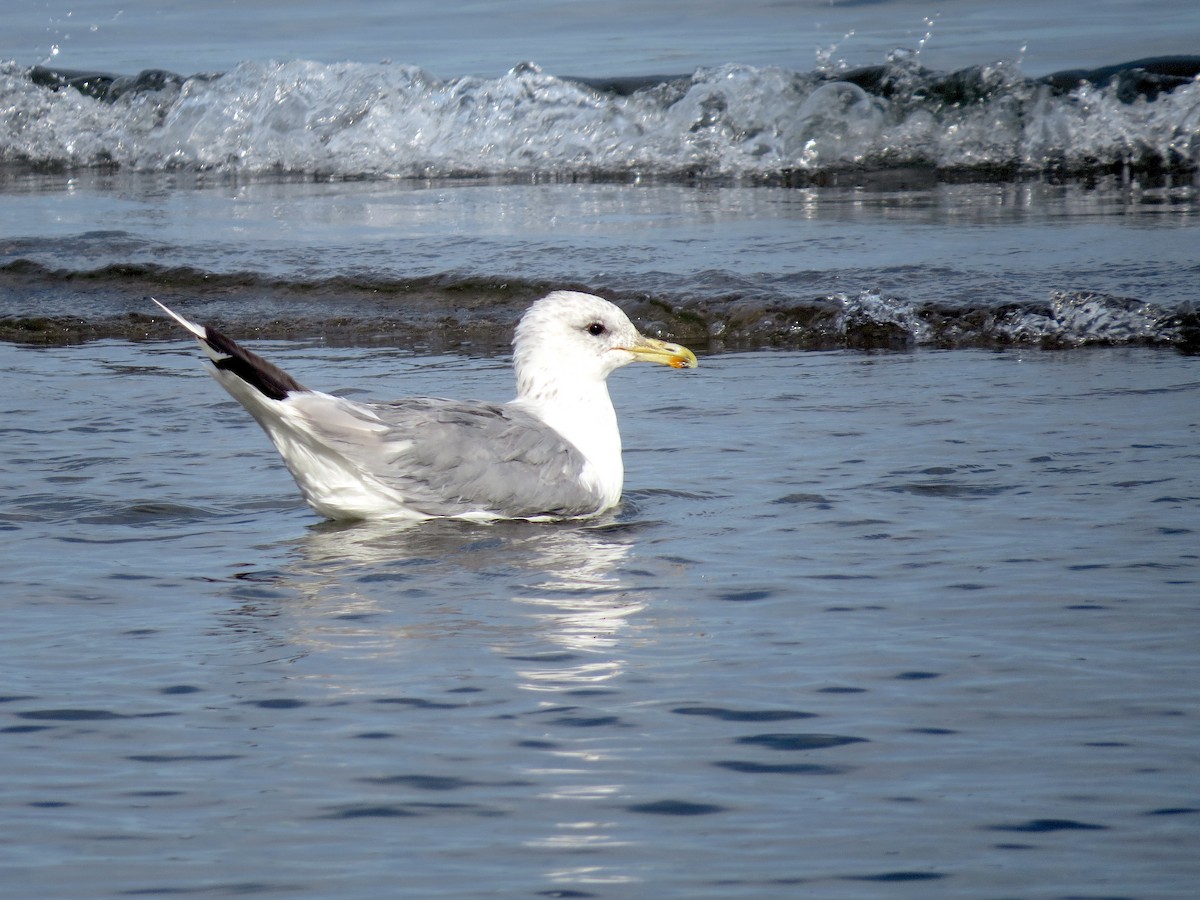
[6,0,1199,78]
[2,2,1200,898]
[3,341,1198,897]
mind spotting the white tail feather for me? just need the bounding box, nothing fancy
[151,297,207,341]
[151,297,233,364]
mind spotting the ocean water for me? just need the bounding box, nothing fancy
[4,341,1198,898]
[2,2,1200,898]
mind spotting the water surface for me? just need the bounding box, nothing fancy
[3,341,1197,897]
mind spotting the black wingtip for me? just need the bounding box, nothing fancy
[203,325,307,401]
[152,297,308,402]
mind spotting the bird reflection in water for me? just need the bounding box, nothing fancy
[216,513,651,693]
[213,513,663,890]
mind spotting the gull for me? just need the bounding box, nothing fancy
[152,291,697,521]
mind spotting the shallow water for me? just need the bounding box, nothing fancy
[3,340,1197,897]
[3,176,1198,352]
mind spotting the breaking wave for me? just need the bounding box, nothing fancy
[2,54,1198,182]
[2,261,1195,352]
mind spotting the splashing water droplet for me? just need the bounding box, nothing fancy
[916,14,940,58]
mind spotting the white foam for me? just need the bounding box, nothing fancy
[996,291,1182,347]
[2,58,1197,178]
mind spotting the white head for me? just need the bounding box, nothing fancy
[512,291,696,402]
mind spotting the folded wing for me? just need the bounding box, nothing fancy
[289,394,603,519]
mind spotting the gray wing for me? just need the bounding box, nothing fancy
[302,395,603,519]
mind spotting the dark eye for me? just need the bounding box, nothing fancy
[586,322,607,336]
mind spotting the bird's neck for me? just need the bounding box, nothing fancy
[515,376,623,502]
